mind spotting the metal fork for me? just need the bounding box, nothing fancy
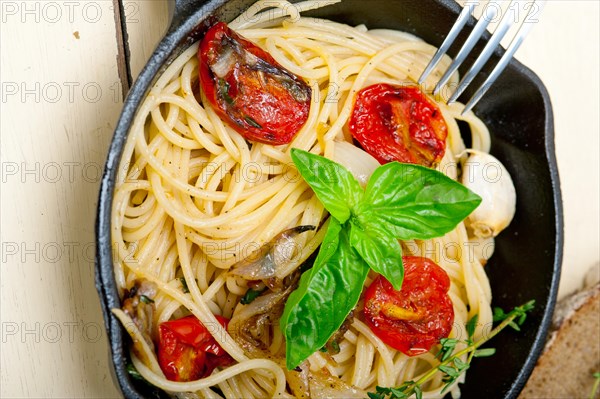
[419,0,546,114]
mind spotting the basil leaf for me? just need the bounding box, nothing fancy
[126,361,154,389]
[360,162,481,239]
[240,287,266,304]
[310,218,342,268]
[349,222,404,290]
[280,219,342,365]
[280,219,369,369]
[126,362,144,381]
[291,148,363,224]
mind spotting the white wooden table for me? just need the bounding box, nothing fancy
[1,1,598,397]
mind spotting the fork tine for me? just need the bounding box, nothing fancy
[448,0,520,104]
[461,0,547,114]
[418,2,477,85]
[432,2,500,97]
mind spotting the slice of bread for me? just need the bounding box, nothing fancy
[519,282,600,399]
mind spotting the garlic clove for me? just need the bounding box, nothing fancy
[230,225,315,280]
[461,151,516,238]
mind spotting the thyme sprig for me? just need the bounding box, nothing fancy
[368,300,535,399]
[590,372,600,399]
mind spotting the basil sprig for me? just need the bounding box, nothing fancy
[281,149,482,370]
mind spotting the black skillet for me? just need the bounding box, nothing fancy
[95,0,563,397]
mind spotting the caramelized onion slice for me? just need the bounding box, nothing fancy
[285,362,310,399]
[308,370,367,398]
[230,225,315,281]
[331,140,380,188]
[122,279,157,348]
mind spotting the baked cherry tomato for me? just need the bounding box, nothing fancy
[349,84,448,166]
[363,256,454,356]
[157,315,233,382]
[199,22,311,145]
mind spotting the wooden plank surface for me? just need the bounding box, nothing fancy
[123,0,170,79]
[0,1,124,397]
[1,0,598,397]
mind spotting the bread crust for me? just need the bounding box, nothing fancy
[519,283,600,399]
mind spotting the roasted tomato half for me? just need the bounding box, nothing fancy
[199,22,311,145]
[349,84,448,166]
[363,256,454,356]
[157,315,233,382]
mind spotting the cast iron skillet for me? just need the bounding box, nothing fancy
[96,0,563,397]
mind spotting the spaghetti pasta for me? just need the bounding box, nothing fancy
[111,1,497,397]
